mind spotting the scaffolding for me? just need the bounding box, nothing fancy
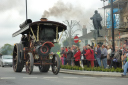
[101,0,128,46]
[104,0,128,31]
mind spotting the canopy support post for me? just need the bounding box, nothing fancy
[30,27,37,42]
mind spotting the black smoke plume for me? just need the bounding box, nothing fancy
[42,0,94,25]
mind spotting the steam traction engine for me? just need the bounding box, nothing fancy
[12,18,67,75]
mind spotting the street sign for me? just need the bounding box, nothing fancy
[74,36,79,43]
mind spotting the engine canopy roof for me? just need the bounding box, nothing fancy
[12,20,67,37]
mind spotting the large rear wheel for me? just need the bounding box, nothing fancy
[13,44,24,72]
[52,54,60,75]
[26,53,34,75]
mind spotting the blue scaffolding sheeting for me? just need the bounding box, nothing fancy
[108,0,116,3]
[107,8,119,29]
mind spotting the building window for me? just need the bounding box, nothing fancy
[85,40,88,46]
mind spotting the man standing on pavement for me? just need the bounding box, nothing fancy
[67,47,73,65]
[81,46,86,66]
[122,53,128,77]
[101,45,108,68]
[63,47,67,65]
[95,44,101,67]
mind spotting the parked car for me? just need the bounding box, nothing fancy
[0,55,13,67]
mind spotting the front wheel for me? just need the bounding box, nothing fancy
[52,54,60,75]
[26,53,34,75]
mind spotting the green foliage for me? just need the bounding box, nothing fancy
[63,39,69,47]
[61,65,124,73]
[50,43,61,53]
[79,67,83,70]
[63,38,80,47]
[0,44,14,55]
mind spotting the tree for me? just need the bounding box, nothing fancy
[63,20,81,47]
[0,44,14,55]
[50,43,61,53]
[63,38,80,47]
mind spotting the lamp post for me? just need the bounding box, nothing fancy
[110,0,115,52]
[101,0,115,52]
[26,0,28,20]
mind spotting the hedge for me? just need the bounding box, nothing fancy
[60,65,124,73]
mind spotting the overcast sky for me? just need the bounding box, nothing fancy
[0,0,108,47]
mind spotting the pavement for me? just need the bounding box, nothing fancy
[59,69,128,77]
[0,66,127,85]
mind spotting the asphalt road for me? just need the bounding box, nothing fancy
[0,66,127,85]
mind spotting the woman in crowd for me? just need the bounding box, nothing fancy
[107,46,112,67]
[90,46,95,67]
[111,48,121,68]
[74,47,81,67]
[85,46,94,67]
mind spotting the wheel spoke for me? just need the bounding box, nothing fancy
[14,52,17,54]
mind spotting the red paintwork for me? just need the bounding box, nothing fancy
[40,45,49,54]
[42,41,54,47]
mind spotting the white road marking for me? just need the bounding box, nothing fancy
[101,78,116,79]
[83,77,96,78]
[23,77,38,79]
[43,77,58,79]
[63,77,78,79]
[1,77,15,79]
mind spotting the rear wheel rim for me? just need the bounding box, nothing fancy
[13,50,18,71]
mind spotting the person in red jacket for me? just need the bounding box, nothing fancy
[90,46,95,67]
[65,47,68,52]
[74,48,81,67]
[85,46,94,67]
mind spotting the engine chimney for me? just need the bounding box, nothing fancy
[40,18,47,21]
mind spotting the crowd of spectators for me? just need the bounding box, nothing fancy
[58,39,128,76]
